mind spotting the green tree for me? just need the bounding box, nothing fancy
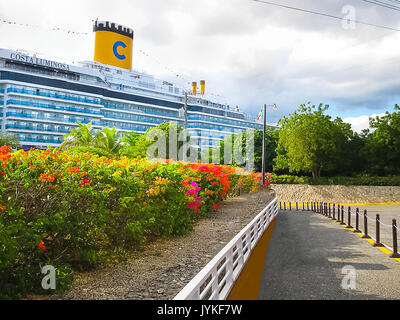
[61,122,123,157]
[363,105,400,175]
[274,102,348,179]
[94,127,123,155]
[0,132,21,149]
[130,122,192,160]
[217,129,278,172]
[331,117,366,176]
[61,122,95,149]
[119,131,141,157]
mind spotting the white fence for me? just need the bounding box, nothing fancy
[173,197,279,300]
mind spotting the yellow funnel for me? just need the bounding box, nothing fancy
[192,81,197,95]
[200,80,205,95]
[93,20,134,70]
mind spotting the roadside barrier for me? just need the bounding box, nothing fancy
[279,201,400,259]
[174,197,279,300]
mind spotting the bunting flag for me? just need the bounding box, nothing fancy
[0,18,89,35]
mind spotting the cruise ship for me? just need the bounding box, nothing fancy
[0,20,264,151]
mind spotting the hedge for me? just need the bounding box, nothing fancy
[0,146,266,299]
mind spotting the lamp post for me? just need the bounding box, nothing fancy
[262,104,277,185]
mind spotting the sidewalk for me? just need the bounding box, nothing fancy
[258,210,400,300]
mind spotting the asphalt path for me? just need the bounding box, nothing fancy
[345,205,400,248]
[258,210,400,300]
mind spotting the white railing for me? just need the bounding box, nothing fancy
[173,197,279,300]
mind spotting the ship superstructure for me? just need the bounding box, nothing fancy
[0,20,264,150]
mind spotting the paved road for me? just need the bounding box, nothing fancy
[346,205,400,247]
[258,210,400,300]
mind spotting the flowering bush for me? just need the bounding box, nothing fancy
[0,147,267,299]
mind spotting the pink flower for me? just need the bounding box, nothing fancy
[80,178,89,186]
[187,187,201,195]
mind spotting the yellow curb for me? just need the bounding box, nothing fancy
[336,202,400,206]
[331,218,400,263]
[378,247,392,255]
[279,202,400,206]
[365,238,375,245]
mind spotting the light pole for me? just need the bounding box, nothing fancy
[262,103,277,185]
[178,91,188,130]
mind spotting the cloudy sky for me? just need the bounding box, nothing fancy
[0,0,399,131]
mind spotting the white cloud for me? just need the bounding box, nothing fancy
[0,0,399,121]
[343,113,386,133]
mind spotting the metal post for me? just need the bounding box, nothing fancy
[329,204,331,218]
[390,219,400,258]
[346,207,352,229]
[284,202,286,211]
[332,203,336,221]
[184,91,188,130]
[261,104,266,185]
[289,202,291,211]
[362,210,370,239]
[279,202,282,210]
[373,214,384,247]
[353,208,361,233]
[340,206,346,225]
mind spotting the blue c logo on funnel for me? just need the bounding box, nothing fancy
[113,41,127,60]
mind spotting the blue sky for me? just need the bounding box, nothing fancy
[0,0,399,132]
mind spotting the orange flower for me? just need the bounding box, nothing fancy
[39,173,55,182]
[38,241,46,250]
[67,166,80,173]
[0,146,12,155]
[0,205,5,211]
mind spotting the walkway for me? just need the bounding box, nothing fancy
[347,204,400,246]
[258,210,400,300]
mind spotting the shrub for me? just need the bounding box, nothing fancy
[0,147,264,298]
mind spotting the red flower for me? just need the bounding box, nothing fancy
[38,241,46,250]
[212,203,219,211]
[0,205,5,211]
[0,146,12,155]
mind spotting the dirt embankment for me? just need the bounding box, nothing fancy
[272,184,400,203]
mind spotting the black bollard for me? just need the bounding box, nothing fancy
[373,214,384,247]
[390,219,400,258]
[362,210,370,239]
[353,208,361,233]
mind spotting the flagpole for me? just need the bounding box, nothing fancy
[262,103,266,185]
